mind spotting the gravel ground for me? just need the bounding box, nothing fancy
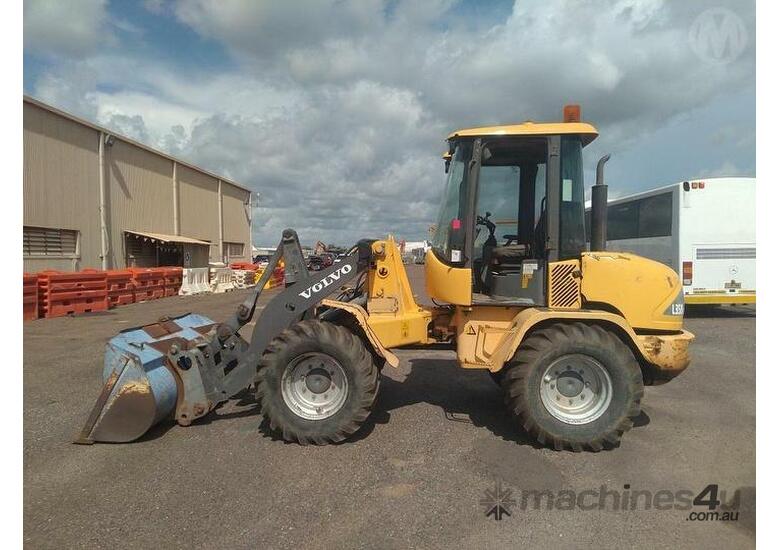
[23,265,755,549]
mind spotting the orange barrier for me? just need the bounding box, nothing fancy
[229,262,257,271]
[24,265,206,320]
[130,268,166,302]
[273,265,285,286]
[37,270,109,318]
[162,267,183,297]
[107,270,134,307]
[23,273,38,321]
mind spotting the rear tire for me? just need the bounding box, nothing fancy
[502,323,643,452]
[256,320,379,445]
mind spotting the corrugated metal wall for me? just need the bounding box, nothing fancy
[23,103,102,271]
[177,165,221,261]
[107,140,176,268]
[23,98,252,270]
[222,183,251,245]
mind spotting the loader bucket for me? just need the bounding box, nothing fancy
[75,313,217,444]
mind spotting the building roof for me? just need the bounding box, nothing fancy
[23,95,252,194]
[125,230,212,246]
[447,121,599,145]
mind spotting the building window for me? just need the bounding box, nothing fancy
[224,242,244,257]
[23,226,79,257]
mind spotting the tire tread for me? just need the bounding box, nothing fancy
[502,322,644,452]
[255,319,379,445]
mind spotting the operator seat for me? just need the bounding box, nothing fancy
[491,244,528,265]
[488,204,545,268]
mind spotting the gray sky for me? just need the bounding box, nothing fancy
[24,0,755,247]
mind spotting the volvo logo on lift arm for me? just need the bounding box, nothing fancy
[298,264,353,299]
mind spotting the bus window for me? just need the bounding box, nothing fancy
[607,202,639,240]
[638,193,673,238]
[589,191,674,243]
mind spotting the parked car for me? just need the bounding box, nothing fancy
[412,248,427,264]
[253,254,270,264]
[307,253,335,271]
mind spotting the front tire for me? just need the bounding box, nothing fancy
[256,320,379,445]
[502,323,643,452]
[487,370,505,387]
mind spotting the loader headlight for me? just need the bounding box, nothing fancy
[664,289,685,316]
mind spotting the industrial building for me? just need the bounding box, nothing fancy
[23,96,252,272]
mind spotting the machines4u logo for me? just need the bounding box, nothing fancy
[480,480,516,521]
[480,481,745,522]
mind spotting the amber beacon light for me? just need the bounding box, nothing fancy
[563,104,581,122]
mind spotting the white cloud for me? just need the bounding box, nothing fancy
[24,0,109,58]
[142,0,166,15]
[696,160,741,178]
[33,65,99,119]
[93,90,204,141]
[25,0,756,246]
[100,112,149,143]
[173,0,387,62]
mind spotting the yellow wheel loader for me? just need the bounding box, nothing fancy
[77,106,693,452]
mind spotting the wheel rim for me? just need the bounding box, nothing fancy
[539,354,613,425]
[281,352,349,420]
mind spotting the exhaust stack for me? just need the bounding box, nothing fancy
[590,154,611,252]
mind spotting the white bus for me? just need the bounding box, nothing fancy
[586,177,755,305]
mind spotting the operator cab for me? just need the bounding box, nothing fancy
[429,106,597,305]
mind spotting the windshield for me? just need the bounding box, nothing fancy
[432,143,471,260]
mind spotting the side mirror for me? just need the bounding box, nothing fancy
[442,151,452,174]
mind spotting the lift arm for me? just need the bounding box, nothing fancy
[217,230,373,397]
[77,229,373,443]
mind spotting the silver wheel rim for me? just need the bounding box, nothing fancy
[539,354,613,425]
[281,352,349,420]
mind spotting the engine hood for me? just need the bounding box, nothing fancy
[580,252,684,332]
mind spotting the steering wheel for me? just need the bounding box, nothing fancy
[476,211,496,232]
[476,211,497,248]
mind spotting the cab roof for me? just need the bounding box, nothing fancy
[447,121,599,146]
